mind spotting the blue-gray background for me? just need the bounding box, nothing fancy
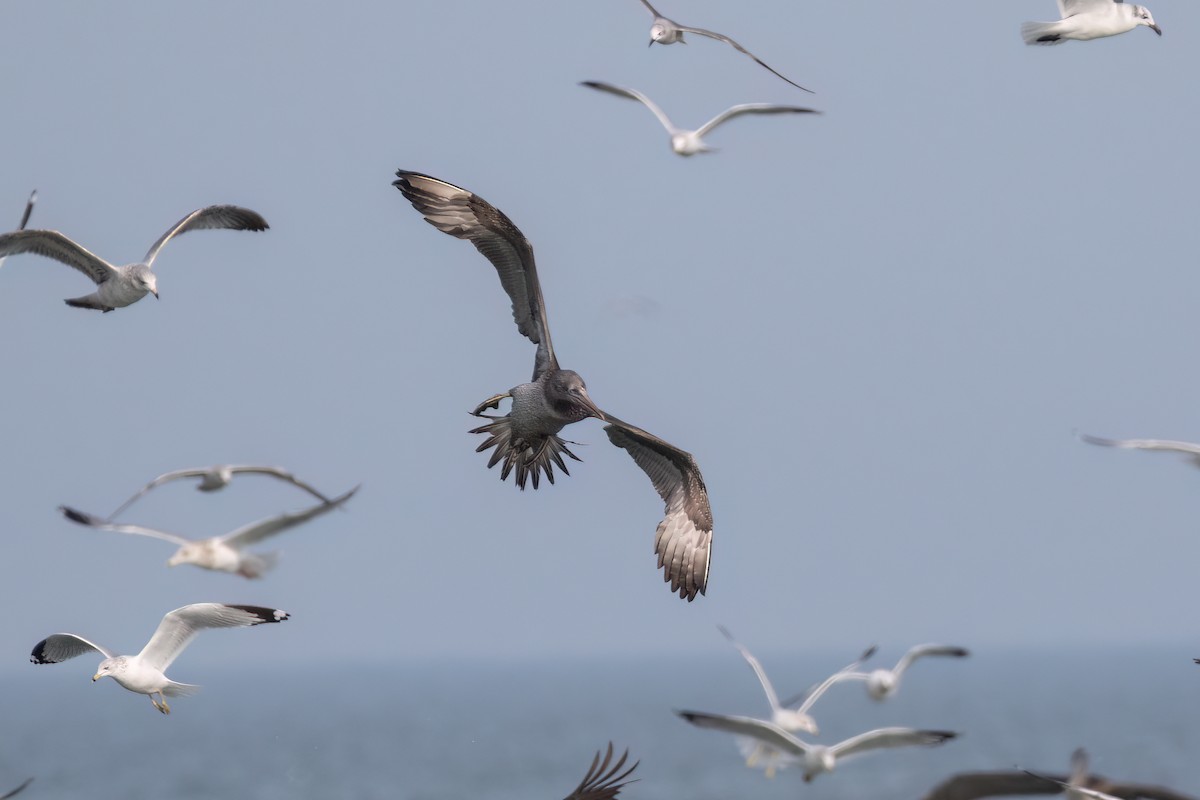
[1,0,1198,796]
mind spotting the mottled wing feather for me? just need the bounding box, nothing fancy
[30,633,115,663]
[142,205,269,267]
[393,170,557,378]
[0,230,117,284]
[921,771,1074,800]
[604,416,712,601]
[563,744,639,800]
[137,603,289,672]
[676,710,808,757]
[675,25,813,92]
[219,486,358,548]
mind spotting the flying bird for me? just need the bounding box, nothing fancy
[59,486,359,578]
[580,81,818,157]
[394,170,713,601]
[636,0,812,92]
[1079,433,1200,470]
[718,626,875,735]
[106,464,336,521]
[0,779,33,800]
[1022,0,1160,45]
[677,711,956,782]
[0,190,36,270]
[923,748,1197,800]
[30,603,289,714]
[563,743,639,800]
[0,204,268,311]
[792,644,969,702]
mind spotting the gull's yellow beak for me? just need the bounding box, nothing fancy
[92,673,102,681]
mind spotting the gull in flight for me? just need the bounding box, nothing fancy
[718,626,876,736]
[1079,432,1200,470]
[0,190,36,270]
[636,0,812,92]
[0,779,33,800]
[394,171,714,601]
[580,81,818,157]
[790,644,969,702]
[923,748,1197,800]
[677,711,956,782]
[59,486,359,578]
[1022,1,1160,45]
[563,743,639,800]
[30,603,289,714]
[106,464,337,521]
[0,204,268,311]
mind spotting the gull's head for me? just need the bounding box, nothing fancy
[649,22,673,45]
[547,370,604,421]
[131,265,158,299]
[773,708,818,736]
[93,656,122,682]
[168,543,200,567]
[866,669,896,700]
[1135,5,1161,34]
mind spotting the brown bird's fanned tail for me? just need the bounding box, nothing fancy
[469,416,581,490]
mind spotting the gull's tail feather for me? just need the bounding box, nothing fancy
[237,551,280,578]
[1021,21,1066,45]
[469,416,581,490]
[64,293,114,312]
[163,681,201,697]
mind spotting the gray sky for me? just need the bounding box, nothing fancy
[1,0,1198,679]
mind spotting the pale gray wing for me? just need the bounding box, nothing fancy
[141,205,269,268]
[830,728,956,760]
[603,415,713,601]
[921,771,1074,800]
[718,625,782,710]
[30,633,115,663]
[676,710,808,757]
[794,645,879,713]
[137,603,289,672]
[0,190,36,270]
[674,25,813,92]
[580,81,679,134]
[0,778,33,800]
[218,485,358,549]
[563,743,639,800]
[893,644,970,677]
[106,468,214,519]
[59,505,192,546]
[0,230,117,284]
[393,171,558,380]
[225,466,335,503]
[637,0,663,18]
[1059,0,1112,18]
[1078,433,1200,468]
[695,104,820,139]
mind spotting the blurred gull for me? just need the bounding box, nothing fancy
[788,644,969,702]
[0,204,268,311]
[0,190,35,270]
[1022,1,1160,45]
[394,170,714,601]
[677,712,956,783]
[107,464,336,521]
[0,779,32,800]
[60,486,359,578]
[30,603,289,714]
[563,744,638,800]
[636,0,812,92]
[580,81,818,157]
[1079,432,1200,469]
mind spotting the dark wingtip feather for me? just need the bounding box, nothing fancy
[225,605,290,624]
[30,638,53,664]
[59,505,101,526]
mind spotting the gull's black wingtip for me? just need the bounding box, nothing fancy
[59,505,99,526]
